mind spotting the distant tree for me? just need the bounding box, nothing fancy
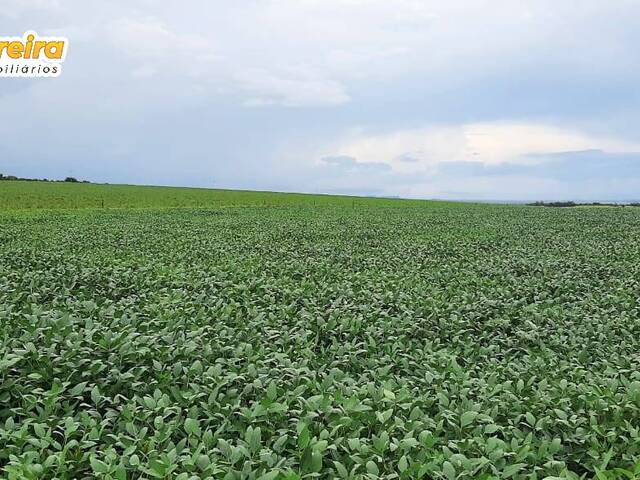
[1,173,88,182]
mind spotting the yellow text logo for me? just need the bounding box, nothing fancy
[0,31,68,77]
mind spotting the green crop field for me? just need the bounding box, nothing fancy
[1,182,639,479]
[0,181,426,210]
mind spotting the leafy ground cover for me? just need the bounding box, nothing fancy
[1,197,639,479]
[0,181,427,210]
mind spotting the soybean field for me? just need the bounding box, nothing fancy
[0,184,639,479]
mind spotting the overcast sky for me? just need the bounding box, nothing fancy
[2,0,640,201]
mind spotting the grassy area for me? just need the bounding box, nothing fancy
[1,183,639,479]
[0,181,434,210]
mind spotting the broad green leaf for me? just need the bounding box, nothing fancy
[460,411,478,427]
[398,455,408,473]
[442,461,456,480]
[366,460,379,476]
[184,418,201,436]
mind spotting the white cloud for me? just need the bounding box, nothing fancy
[103,13,354,106]
[6,0,640,107]
[325,122,640,173]
[297,121,640,200]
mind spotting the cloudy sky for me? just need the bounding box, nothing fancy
[2,0,640,201]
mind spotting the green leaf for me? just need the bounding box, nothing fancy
[598,448,614,471]
[90,385,101,404]
[298,427,310,450]
[436,392,450,407]
[90,457,110,474]
[333,461,349,479]
[267,382,277,400]
[309,451,322,473]
[184,418,201,436]
[248,426,262,452]
[553,409,567,421]
[525,412,536,426]
[398,455,408,473]
[115,464,127,480]
[258,470,280,480]
[366,460,379,476]
[313,440,328,452]
[409,406,423,421]
[69,382,88,396]
[33,423,46,438]
[460,411,478,427]
[442,461,456,480]
[503,463,526,478]
[197,454,210,469]
[484,424,500,434]
[273,434,289,452]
